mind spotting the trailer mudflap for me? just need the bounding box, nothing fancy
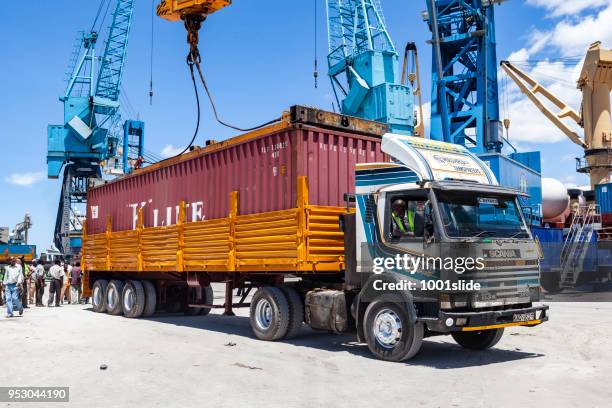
[421,304,549,333]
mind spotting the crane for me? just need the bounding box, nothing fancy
[501,42,612,189]
[47,0,143,257]
[423,0,504,153]
[423,0,543,221]
[325,0,415,135]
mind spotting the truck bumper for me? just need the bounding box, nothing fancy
[422,304,549,333]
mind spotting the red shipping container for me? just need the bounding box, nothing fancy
[87,121,386,234]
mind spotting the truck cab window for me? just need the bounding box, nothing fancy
[436,191,529,239]
[387,194,428,241]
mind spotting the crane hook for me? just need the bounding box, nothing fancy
[183,14,205,65]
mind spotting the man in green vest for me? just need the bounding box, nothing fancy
[391,199,415,238]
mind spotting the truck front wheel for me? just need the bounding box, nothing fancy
[363,300,424,362]
[451,328,504,350]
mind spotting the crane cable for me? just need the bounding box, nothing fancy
[182,15,281,135]
[314,0,319,88]
[174,16,283,157]
[90,0,107,32]
[193,60,282,132]
[149,0,155,105]
[176,62,201,157]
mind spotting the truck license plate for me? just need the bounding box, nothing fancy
[513,312,535,322]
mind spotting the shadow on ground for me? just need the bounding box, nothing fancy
[129,312,545,369]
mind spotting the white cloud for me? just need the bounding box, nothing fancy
[160,144,185,157]
[4,172,46,187]
[526,0,609,18]
[500,1,612,145]
[549,6,612,56]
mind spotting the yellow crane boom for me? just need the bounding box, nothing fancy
[501,42,612,188]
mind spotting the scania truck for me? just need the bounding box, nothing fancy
[82,108,548,361]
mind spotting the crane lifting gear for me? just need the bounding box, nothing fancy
[157,0,281,139]
[501,42,612,188]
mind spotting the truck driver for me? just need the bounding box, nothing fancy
[391,199,415,238]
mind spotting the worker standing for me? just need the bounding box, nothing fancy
[0,265,5,306]
[48,259,63,307]
[3,258,24,318]
[60,262,72,304]
[32,260,45,307]
[17,258,29,309]
[70,261,82,305]
[28,261,37,305]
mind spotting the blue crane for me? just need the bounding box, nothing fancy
[423,0,543,220]
[325,0,414,135]
[47,0,144,256]
[423,0,502,153]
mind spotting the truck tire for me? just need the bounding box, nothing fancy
[141,280,157,318]
[122,280,145,318]
[106,280,124,315]
[363,300,424,362]
[199,285,214,316]
[451,328,504,350]
[249,287,290,341]
[280,286,304,339]
[92,280,108,313]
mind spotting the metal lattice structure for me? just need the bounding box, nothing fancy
[326,0,414,134]
[327,0,395,69]
[47,0,141,257]
[96,0,135,101]
[424,0,502,153]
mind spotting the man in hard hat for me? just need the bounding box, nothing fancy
[391,199,416,238]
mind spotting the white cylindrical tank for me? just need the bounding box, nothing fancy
[542,178,570,220]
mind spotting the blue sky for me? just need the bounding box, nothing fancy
[0,0,610,250]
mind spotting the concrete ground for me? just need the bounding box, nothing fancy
[1,287,611,408]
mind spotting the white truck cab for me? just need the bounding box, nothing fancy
[343,134,549,361]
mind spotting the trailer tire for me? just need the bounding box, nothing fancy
[249,287,290,341]
[141,280,157,317]
[280,286,304,339]
[199,285,214,316]
[92,280,108,313]
[363,300,424,362]
[451,328,504,350]
[122,280,145,318]
[106,280,124,315]
[184,286,214,316]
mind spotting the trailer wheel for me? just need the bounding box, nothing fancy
[280,286,304,339]
[249,287,290,341]
[199,285,214,316]
[92,280,108,313]
[122,280,145,318]
[184,286,214,316]
[363,300,424,362]
[451,328,504,350]
[105,280,124,315]
[141,280,157,317]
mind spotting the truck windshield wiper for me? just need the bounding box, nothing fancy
[508,231,528,239]
[471,230,495,238]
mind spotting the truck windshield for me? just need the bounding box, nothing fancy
[435,191,529,239]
